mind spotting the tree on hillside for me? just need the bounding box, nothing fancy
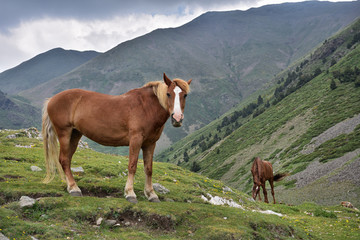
[330,79,337,90]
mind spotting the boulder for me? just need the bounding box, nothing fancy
[19,196,36,208]
[153,183,170,194]
[31,166,42,172]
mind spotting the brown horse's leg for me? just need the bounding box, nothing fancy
[58,128,82,196]
[262,182,269,203]
[125,135,142,203]
[270,179,276,204]
[142,143,160,202]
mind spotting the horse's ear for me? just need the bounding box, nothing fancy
[187,79,192,85]
[163,73,172,86]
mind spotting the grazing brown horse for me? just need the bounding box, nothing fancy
[42,73,192,203]
[251,157,288,204]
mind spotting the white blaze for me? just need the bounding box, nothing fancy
[173,86,182,121]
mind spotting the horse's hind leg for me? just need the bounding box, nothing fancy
[58,128,83,196]
[262,183,269,203]
[142,143,160,202]
[270,179,276,204]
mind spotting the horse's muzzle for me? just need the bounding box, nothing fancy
[171,113,183,127]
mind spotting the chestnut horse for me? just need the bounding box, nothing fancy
[42,73,192,203]
[251,157,288,204]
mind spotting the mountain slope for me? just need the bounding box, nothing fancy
[0,48,100,94]
[0,90,40,129]
[20,1,360,151]
[156,17,360,206]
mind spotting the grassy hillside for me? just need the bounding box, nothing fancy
[1,129,360,239]
[156,18,360,206]
[19,1,360,152]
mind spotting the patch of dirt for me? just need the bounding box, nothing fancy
[2,174,24,179]
[103,209,175,232]
[80,186,123,198]
[3,157,27,162]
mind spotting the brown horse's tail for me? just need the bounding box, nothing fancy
[273,172,289,182]
[42,99,66,183]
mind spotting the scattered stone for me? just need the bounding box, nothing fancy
[124,221,131,226]
[96,217,103,226]
[104,219,117,227]
[153,183,170,194]
[31,166,42,172]
[0,233,9,240]
[201,193,244,209]
[6,134,16,139]
[71,167,84,173]
[253,209,283,217]
[165,198,175,202]
[30,236,39,240]
[15,144,35,148]
[78,140,90,149]
[341,201,359,211]
[6,128,41,140]
[341,201,354,208]
[223,186,234,193]
[19,196,36,208]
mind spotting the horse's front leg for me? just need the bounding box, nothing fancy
[142,143,160,202]
[125,135,142,203]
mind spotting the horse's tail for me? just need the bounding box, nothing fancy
[273,172,289,182]
[42,99,66,183]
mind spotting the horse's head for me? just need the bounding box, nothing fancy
[163,73,192,127]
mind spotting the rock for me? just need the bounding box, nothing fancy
[153,183,170,194]
[223,186,234,193]
[96,217,103,226]
[31,166,42,172]
[78,140,90,149]
[30,236,39,240]
[341,201,354,208]
[6,134,16,139]
[19,196,36,208]
[104,219,117,227]
[0,233,9,240]
[71,167,84,173]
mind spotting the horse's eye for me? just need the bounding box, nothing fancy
[167,93,170,97]
[184,94,188,98]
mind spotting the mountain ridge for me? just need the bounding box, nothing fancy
[0,48,100,94]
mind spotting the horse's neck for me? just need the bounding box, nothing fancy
[141,87,170,124]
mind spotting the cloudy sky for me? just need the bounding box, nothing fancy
[0,0,352,72]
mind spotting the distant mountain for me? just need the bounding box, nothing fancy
[20,1,360,152]
[156,18,360,206]
[0,90,40,129]
[0,48,100,94]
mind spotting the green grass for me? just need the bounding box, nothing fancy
[1,129,360,239]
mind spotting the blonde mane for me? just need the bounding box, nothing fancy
[143,79,190,110]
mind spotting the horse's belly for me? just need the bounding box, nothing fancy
[86,132,129,147]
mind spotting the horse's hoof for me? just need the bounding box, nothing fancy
[69,191,82,197]
[126,196,138,204]
[149,197,161,203]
